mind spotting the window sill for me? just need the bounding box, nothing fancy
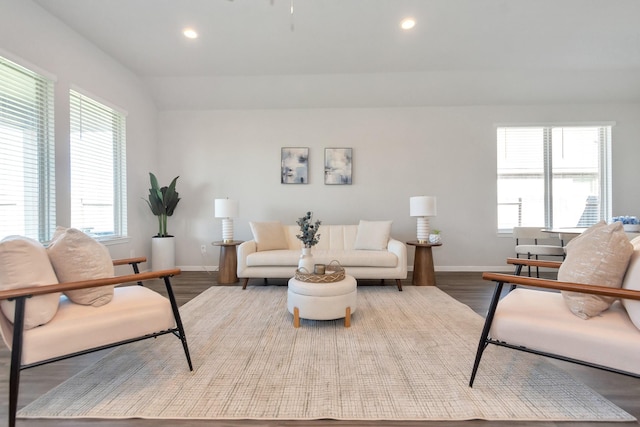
[95,236,131,246]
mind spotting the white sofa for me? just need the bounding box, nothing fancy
[237,223,407,291]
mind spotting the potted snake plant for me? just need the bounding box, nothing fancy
[145,173,180,270]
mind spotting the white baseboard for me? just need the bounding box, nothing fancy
[178,265,218,272]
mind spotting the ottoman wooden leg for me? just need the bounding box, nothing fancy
[345,306,351,328]
[293,307,300,328]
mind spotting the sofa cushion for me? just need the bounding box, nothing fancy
[560,221,634,319]
[250,221,289,251]
[47,227,114,307]
[354,220,392,250]
[246,249,398,268]
[621,236,640,330]
[0,236,61,330]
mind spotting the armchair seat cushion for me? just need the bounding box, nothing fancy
[491,288,640,376]
[0,286,175,366]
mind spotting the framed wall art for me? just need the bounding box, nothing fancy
[281,147,309,184]
[324,148,352,185]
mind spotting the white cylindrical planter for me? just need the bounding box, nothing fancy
[151,236,176,271]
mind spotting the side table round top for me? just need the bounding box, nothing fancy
[212,240,243,246]
[406,241,442,247]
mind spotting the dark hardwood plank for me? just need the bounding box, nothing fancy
[1,271,637,427]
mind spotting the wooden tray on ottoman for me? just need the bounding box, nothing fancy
[295,261,345,283]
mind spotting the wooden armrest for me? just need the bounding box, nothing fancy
[482,272,640,301]
[0,268,181,301]
[112,257,146,267]
[506,257,563,269]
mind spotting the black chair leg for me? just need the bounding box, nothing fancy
[469,282,504,387]
[9,297,26,427]
[163,276,193,371]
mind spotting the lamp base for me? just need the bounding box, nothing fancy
[222,218,234,242]
[416,217,430,243]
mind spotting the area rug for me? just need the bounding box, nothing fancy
[19,286,635,422]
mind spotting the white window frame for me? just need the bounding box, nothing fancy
[497,124,612,233]
[0,55,56,242]
[69,89,127,240]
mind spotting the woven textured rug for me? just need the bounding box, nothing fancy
[20,285,634,422]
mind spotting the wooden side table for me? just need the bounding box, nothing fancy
[212,241,243,284]
[406,241,442,286]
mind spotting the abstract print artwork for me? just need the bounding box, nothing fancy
[281,147,309,184]
[324,148,352,185]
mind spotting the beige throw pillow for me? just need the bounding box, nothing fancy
[47,227,115,307]
[249,222,289,251]
[560,221,634,319]
[0,236,61,329]
[354,220,392,251]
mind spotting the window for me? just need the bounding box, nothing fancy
[497,125,611,233]
[0,56,55,242]
[70,90,127,239]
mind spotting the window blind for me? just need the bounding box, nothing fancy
[0,56,55,242]
[70,90,127,238]
[497,125,610,232]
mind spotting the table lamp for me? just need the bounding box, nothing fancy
[214,198,239,243]
[410,196,437,243]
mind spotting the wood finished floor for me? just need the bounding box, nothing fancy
[1,271,638,427]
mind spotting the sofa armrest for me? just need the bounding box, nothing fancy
[237,240,257,276]
[0,268,181,301]
[387,238,408,274]
[482,271,640,302]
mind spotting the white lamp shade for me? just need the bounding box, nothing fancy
[214,198,239,218]
[410,196,437,217]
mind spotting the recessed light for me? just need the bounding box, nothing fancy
[400,18,416,30]
[183,28,198,39]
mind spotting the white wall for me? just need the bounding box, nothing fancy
[158,103,640,271]
[0,0,158,270]
[4,0,640,273]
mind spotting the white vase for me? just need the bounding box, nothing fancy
[298,247,314,273]
[151,236,176,271]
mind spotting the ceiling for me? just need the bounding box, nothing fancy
[32,0,640,109]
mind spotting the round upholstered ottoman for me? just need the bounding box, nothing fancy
[287,274,357,328]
